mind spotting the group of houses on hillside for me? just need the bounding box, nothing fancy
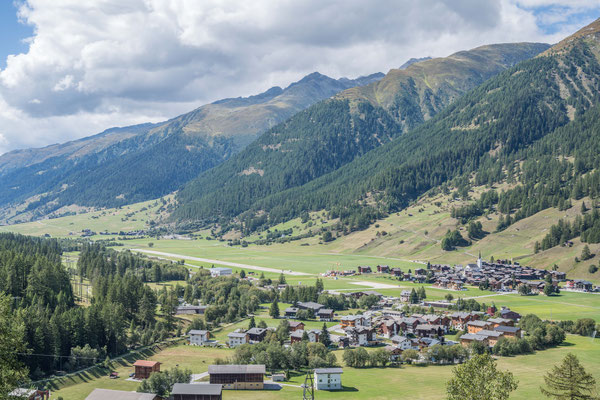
[346,255,595,293]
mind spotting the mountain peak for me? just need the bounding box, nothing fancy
[399,57,432,69]
[543,17,600,56]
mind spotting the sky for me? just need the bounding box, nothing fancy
[0,0,599,155]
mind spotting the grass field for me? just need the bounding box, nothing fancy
[0,197,171,238]
[2,182,599,284]
[49,334,599,400]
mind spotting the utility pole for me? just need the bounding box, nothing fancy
[303,370,315,400]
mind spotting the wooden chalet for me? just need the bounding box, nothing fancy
[466,320,493,334]
[133,360,160,379]
[317,308,335,321]
[288,320,305,332]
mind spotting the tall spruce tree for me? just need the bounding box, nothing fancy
[269,300,280,318]
[540,353,597,400]
[319,323,331,347]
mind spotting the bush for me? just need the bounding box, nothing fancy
[589,264,598,274]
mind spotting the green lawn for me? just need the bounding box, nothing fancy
[50,335,600,400]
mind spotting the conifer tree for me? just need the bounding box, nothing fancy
[319,323,331,347]
[540,353,597,400]
[269,300,280,318]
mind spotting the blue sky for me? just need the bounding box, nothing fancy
[0,1,598,154]
[0,1,32,69]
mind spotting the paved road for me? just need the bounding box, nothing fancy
[191,372,209,382]
[133,249,312,276]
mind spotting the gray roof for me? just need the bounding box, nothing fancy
[488,318,512,324]
[208,364,266,374]
[298,301,324,310]
[171,384,222,395]
[227,332,246,338]
[246,327,267,335]
[314,368,344,374]
[85,389,157,400]
[189,330,208,335]
[477,330,504,338]
[460,333,487,341]
[494,326,521,333]
[467,320,490,327]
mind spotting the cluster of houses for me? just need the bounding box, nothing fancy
[349,256,580,293]
[427,257,566,293]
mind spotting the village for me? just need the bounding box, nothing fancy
[52,253,597,400]
[13,252,599,400]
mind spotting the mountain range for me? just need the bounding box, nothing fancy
[171,18,600,249]
[0,71,383,223]
[172,42,550,228]
[6,17,600,253]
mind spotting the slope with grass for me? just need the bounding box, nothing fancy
[0,72,382,224]
[173,42,549,228]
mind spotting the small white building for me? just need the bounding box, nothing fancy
[210,267,233,277]
[227,331,247,347]
[391,335,415,350]
[314,368,343,390]
[189,329,209,345]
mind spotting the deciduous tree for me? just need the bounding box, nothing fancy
[446,353,518,400]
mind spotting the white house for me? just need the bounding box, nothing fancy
[209,267,233,277]
[227,331,247,347]
[314,368,343,390]
[189,330,209,345]
[391,335,414,350]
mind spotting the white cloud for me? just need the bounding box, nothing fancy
[0,0,598,154]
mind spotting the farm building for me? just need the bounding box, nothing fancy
[133,360,160,379]
[208,364,265,390]
[314,368,343,390]
[171,383,223,400]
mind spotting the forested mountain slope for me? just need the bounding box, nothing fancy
[0,72,382,223]
[173,42,551,229]
[242,18,600,232]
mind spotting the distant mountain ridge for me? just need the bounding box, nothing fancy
[181,18,600,237]
[172,42,550,229]
[0,71,383,223]
[399,57,431,69]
